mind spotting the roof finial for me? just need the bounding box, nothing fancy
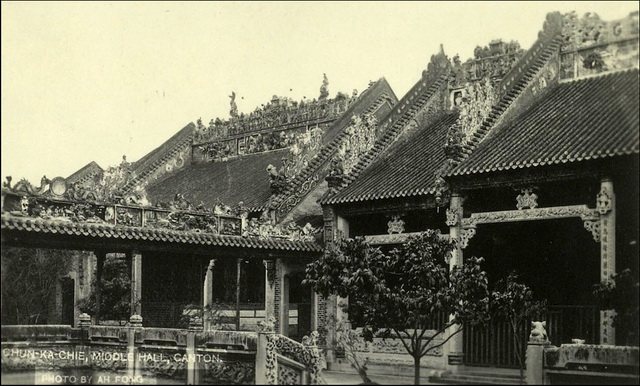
[439,44,445,55]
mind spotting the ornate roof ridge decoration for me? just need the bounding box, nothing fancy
[441,12,565,174]
[260,85,396,220]
[560,11,639,52]
[0,213,323,252]
[321,48,452,205]
[559,12,639,81]
[448,39,525,88]
[2,183,321,243]
[447,68,639,177]
[193,91,356,146]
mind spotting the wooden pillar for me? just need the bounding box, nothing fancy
[94,251,106,324]
[263,259,276,323]
[129,251,142,316]
[203,259,216,330]
[597,178,616,344]
[446,193,464,369]
[236,258,242,331]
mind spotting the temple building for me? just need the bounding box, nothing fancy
[1,9,638,376]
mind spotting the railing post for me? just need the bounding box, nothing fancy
[77,313,92,368]
[127,315,143,381]
[526,321,551,385]
[186,316,203,385]
[256,331,275,385]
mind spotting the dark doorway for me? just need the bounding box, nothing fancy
[61,278,75,326]
[289,271,312,341]
[463,218,601,368]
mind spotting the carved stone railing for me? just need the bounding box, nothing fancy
[1,316,261,385]
[526,337,640,384]
[1,191,244,236]
[257,332,326,385]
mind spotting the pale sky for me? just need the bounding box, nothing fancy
[2,1,638,184]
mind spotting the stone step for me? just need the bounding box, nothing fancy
[435,373,522,385]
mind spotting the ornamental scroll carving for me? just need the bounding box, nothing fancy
[516,188,539,210]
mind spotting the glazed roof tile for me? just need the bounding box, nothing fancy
[145,149,288,211]
[450,69,640,176]
[325,113,458,204]
[1,214,322,252]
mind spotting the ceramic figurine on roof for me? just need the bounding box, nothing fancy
[319,73,329,100]
[229,91,238,118]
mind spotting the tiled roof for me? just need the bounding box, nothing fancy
[450,69,639,176]
[1,214,322,252]
[123,123,196,192]
[145,149,289,211]
[269,79,398,209]
[325,113,458,204]
[67,161,103,185]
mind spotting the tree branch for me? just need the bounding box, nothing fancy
[420,325,462,357]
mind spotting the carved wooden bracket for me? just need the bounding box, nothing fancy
[460,228,476,249]
[583,220,600,242]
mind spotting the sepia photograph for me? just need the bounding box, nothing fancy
[1,1,638,385]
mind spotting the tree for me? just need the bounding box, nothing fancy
[304,231,491,385]
[1,247,74,324]
[491,272,546,384]
[593,268,640,346]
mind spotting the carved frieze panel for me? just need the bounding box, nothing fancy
[461,205,600,228]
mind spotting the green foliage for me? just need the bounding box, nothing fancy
[593,269,639,346]
[77,255,130,322]
[491,272,546,382]
[1,247,74,324]
[304,230,491,384]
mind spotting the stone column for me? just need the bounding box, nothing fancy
[279,262,291,336]
[203,259,216,330]
[94,250,106,324]
[445,193,464,370]
[597,178,616,344]
[263,259,276,323]
[129,251,142,317]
